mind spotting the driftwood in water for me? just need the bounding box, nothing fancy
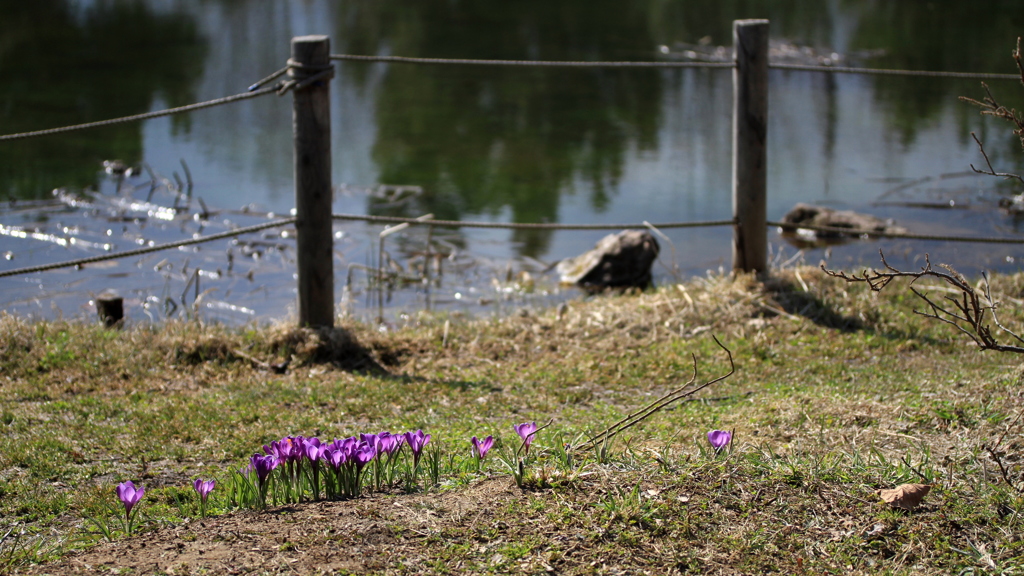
[780,203,904,243]
[557,230,660,292]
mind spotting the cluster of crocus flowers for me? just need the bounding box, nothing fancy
[321,435,380,499]
[235,430,434,509]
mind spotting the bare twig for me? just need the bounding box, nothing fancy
[822,251,1024,354]
[994,410,1024,449]
[515,418,555,460]
[901,456,931,483]
[968,132,1024,184]
[1015,36,1024,87]
[572,335,735,454]
[984,445,1024,494]
[959,40,1024,183]
[960,81,1024,151]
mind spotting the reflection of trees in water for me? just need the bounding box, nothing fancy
[851,2,1024,151]
[340,0,665,257]
[0,0,206,199]
[341,0,1024,258]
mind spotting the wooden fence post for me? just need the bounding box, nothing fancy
[291,35,335,328]
[732,19,769,274]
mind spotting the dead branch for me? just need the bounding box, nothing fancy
[1015,36,1024,85]
[960,80,1024,151]
[984,445,1024,494]
[958,38,1024,183]
[572,335,735,454]
[969,132,1024,185]
[822,251,1024,354]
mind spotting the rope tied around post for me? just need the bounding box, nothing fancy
[276,57,336,96]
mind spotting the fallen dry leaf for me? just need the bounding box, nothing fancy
[877,483,932,510]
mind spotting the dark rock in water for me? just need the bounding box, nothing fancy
[779,203,904,244]
[557,230,660,291]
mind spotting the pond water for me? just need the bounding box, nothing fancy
[3,0,1024,325]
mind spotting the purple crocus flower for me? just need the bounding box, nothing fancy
[306,441,327,462]
[193,479,216,501]
[377,432,402,456]
[513,422,538,454]
[360,433,380,453]
[471,435,494,460]
[330,437,359,461]
[404,430,431,466]
[266,436,304,463]
[353,443,377,471]
[193,478,215,516]
[250,453,279,484]
[263,439,284,460]
[325,447,347,471]
[116,481,145,515]
[707,430,732,452]
[287,436,306,462]
[391,432,406,452]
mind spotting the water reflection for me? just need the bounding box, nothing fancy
[5,0,1024,324]
[0,0,206,198]
[339,0,665,259]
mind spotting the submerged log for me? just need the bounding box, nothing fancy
[779,203,905,245]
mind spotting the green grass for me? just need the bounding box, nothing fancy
[1,266,1024,574]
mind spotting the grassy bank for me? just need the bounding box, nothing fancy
[1,265,1023,574]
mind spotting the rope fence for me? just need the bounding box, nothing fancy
[5,212,1024,282]
[768,62,1022,80]
[2,24,1023,326]
[331,53,1022,81]
[332,213,735,230]
[329,54,735,69]
[0,85,282,142]
[1,47,1017,143]
[0,217,296,279]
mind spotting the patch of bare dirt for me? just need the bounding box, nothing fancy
[23,479,524,575]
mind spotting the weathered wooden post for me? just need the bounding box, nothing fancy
[732,19,769,274]
[96,294,123,327]
[291,35,335,328]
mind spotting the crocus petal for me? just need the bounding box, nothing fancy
[326,447,346,470]
[479,435,494,457]
[353,444,376,469]
[514,422,537,440]
[306,443,326,462]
